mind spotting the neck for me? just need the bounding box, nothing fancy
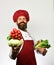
[18,28,27,32]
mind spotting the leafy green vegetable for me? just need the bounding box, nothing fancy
[35,39,51,49]
[7,35,12,40]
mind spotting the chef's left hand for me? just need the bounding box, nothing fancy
[36,47,47,56]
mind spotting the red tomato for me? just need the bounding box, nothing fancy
[15,35,18,39]
[12,34,15,37]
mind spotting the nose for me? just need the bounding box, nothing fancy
[19,18,24,22]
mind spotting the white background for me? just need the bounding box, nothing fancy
[0,0,54,65]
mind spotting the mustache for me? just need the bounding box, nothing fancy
[19,21,26,24]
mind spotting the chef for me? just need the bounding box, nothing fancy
[9,10,47,65]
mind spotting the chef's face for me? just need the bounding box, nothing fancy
[16,16,27,31]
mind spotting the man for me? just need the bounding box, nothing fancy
[10,10,47,65]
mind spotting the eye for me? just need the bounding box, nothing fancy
[23,18,26,20]
[19,18,21,20]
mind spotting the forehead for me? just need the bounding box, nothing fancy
[18,16,26,19]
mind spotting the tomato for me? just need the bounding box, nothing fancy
[10,28,23,40]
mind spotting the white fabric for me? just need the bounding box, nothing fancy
[20,29,33,40]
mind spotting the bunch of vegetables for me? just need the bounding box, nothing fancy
[35,39,51,49]
[7,28,23,47]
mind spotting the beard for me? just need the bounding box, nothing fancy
[17,22,27,31]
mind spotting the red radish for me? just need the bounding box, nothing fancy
[15,33,18,35]
[15,36,18,39]
[10,31,14,34]
[10,28,23,40]
[18,30,21,34]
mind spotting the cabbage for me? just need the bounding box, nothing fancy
[8,39,23,47]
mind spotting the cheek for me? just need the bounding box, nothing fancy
[23,20,27,23]
[17,20,21,24]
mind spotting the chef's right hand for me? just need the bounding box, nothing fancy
[9,45,21,60]
[11,45,21,53]
[10,45,21,59]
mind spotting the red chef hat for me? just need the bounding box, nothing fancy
[13,10,30,22]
